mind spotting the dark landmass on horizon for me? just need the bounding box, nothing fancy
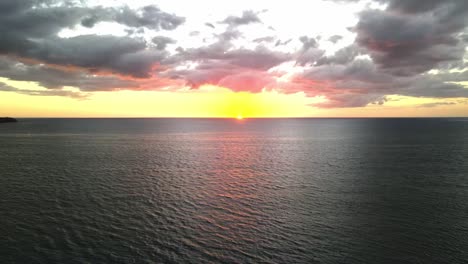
[0,117,17,123]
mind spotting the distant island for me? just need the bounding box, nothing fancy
[0,117,17,123]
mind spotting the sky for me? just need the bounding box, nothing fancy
[1,0,468,117]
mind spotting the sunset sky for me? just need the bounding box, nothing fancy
[1,0,468,117]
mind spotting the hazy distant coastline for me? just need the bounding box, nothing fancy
[0,117,17,123]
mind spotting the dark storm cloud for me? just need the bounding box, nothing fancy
[221,10,261,26]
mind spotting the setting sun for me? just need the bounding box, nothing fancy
[236,114,244,120]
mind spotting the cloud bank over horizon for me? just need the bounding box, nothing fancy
[1,0,468,109]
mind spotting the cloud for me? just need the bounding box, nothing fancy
[294,58,468,107]
[295,36,324,66]
[0,0,467,109]
[418,102,457,108]
[165,62,276,92]
[0,0,184,78]
[220,10,261,26]
[0,81,88,99]
[0,57,139,91]
[294,0,468,107]
[355,8,466,76]
[171,27,291,71]
[382,0,461,14]
[275,39,293,47]
[328,35,343,43]
[205,23,215,29]
[111,5,185,30]
[217,71,276,92]
[0,2,184,38]
[253,36,277,43]
[28,35,168,78]
[152,36,176,50]
[316,44,362,65]
[163,42,291,91]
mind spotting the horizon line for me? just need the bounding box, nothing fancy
[8,116,468,119]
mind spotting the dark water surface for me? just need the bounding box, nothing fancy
[1,118,468,263]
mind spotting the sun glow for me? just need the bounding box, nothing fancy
[236,114,244,120]
[3,80,465,118]
[0,81,316,117]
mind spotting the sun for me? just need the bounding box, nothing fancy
[236,114,244,120]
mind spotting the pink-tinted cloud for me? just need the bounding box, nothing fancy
[1,0,468,108]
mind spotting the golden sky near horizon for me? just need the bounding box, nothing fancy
[1,78,467,117]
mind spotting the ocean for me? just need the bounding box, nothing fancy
[1,118,467,263]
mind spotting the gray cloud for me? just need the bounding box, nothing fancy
[316,44,362,65]
[1,0,468,109]
[328,35,343,43]
[0,57,139,92]
[295,36,324,66]
[383,0,461,14]
[0,81,88,99]
[152,36,176,50]
[162,60,276,93]
[28,35,168,77]
[205,23,215,29]
[221,10,261,26]
[253,36,276,43]
[275,39,292,47]
[175,44,290,71]
[355,8,466,76]
[0,0,184,78]
[159,25,290,92]
[113,5,185,30]
[301,0,466,107]
[296,58,468,107]
[169,25,291,71]
[419,102,457,108]
[163,44,290,91]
